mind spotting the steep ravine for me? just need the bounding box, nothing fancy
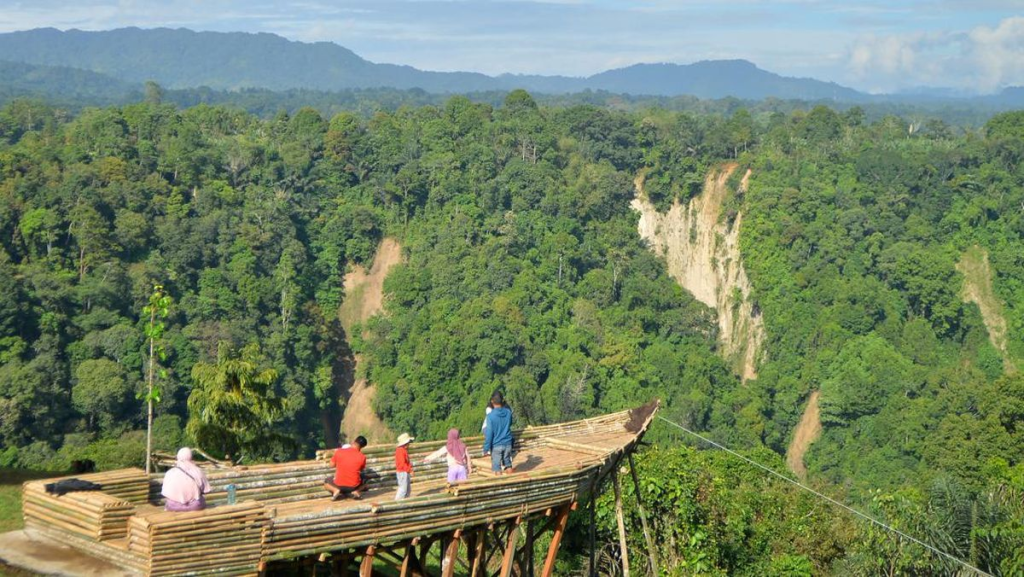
[336,238,403,444]
[631,164,765,381]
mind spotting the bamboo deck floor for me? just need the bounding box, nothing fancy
[18,401,659,576]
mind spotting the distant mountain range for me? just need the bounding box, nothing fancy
[0,27,866,101]
[0,27,1020,107]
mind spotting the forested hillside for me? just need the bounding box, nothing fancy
[2,94,1024,572]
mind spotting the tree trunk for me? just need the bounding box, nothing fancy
[145,308,156,475]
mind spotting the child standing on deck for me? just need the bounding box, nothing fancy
[395,433,414,500]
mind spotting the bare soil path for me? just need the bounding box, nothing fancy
[957,245,1016,373]
[786,391,821,478]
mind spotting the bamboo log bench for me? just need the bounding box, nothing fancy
[22,401,659,576]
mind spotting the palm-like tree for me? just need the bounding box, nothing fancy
[186,342,284,460]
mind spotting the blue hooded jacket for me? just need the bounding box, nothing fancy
[483,406,513,453]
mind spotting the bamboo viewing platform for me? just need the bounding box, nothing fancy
[12,401,659,576]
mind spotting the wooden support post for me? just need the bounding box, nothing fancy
[614,473,631,577]
[441,530,462,577]
[629,454,659,577]
[470,527,487,577]
[465,531,478,575]
[589,480,597,577]
[527,518,536,577]
[332,553,352,577]
[518,517,535,576]
[500,517,521,577]
[540,504,572,577]
[360,545,376,577]
[419,537,433,572]
[401,541,425,577]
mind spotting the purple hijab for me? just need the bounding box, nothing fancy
[446,429,467,466]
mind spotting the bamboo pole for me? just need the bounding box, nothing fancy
[614,473,630,577]
[544,437,608,455]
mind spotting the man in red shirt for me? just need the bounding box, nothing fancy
[323,436,367,500]
[394,432,414,499]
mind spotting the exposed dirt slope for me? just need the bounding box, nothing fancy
[631,164,765,381]
[786,391,822,478]
[337,238,403,444]
[957,245,1016,374]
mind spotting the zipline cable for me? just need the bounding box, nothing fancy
[655,415,993,577]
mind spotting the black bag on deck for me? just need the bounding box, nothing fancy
[44,478,102,496]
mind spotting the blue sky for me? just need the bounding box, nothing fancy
[1,0,1023,93]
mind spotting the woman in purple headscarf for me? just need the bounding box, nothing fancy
[424,429,473,483]
[161,447,212,511]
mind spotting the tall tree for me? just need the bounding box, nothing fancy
[142,285,171,474]
[186,342,284,460]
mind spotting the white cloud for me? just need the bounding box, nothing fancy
[969,16,1024,92]
[845,16,1024,93]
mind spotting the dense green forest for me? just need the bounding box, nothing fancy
[2,92,1024,573]
[0,60,1012,128]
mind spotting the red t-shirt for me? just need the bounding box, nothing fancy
[395,446,412,473]
[331,446,366,488]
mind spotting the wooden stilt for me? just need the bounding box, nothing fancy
[419,537,434,573]
[540,504,572,577]
[400,542,417,577]
[465,531,478,575]
[628,454,659,577]
[517,518,534,576]
[470,528,487,577]
[499,518,521,577]
[441,530,461,577]
[359,545,376,577]
[526,518,536,577]
[589,481,597,577]
[333,553,352,577]
[614,473,631,577]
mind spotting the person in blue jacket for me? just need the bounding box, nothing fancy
[483,391,514,474]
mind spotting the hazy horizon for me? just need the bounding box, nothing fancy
[0,1,1022,95]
